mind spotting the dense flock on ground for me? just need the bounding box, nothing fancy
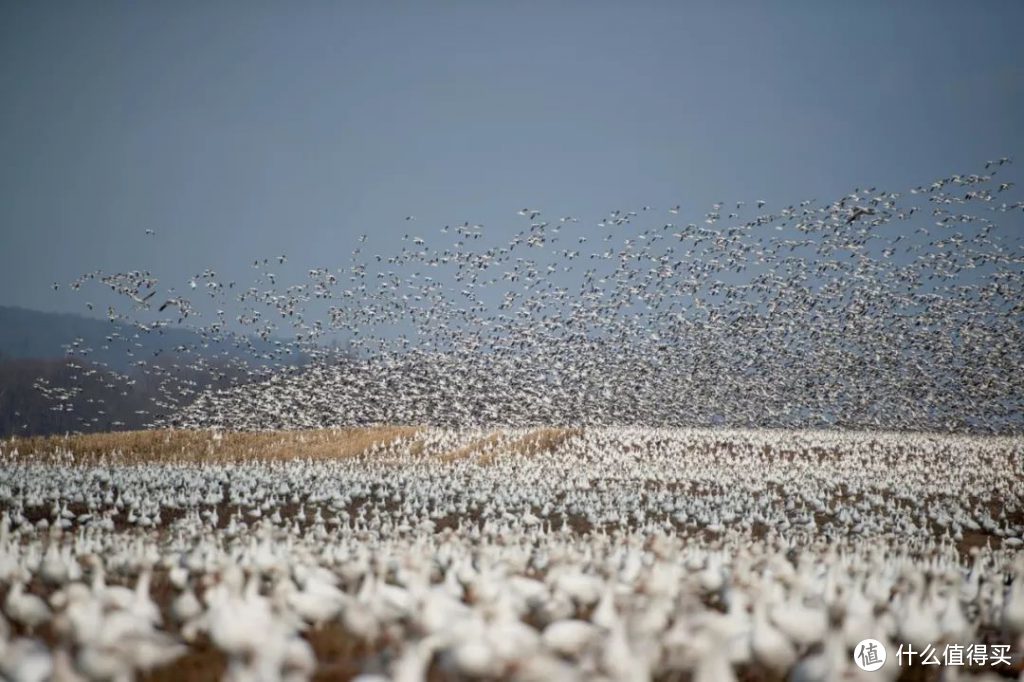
[1,428,1022,680]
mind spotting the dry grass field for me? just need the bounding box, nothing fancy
[2,426,421,464]
[2,426,586,466]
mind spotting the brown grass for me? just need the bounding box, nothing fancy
[1,427,420,464]
[477,428,582,465]
[1,427,587,466]
[506,428,582,457]
[437,431,506,463]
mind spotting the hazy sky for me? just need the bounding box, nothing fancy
[2,1,1023,314]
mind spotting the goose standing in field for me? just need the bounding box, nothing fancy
[4,579,51,633]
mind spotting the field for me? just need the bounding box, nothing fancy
[1,427,1023,681]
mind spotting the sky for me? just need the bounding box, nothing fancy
[2,0,1023,315]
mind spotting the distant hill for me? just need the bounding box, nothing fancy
[0,306,303,436]
[0,305,283,371]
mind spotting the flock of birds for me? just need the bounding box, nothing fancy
[0,428,1022,680]
[34,159,1022,434]
[4,161,1020,680]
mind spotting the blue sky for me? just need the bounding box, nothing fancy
[2,0,1022,314]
